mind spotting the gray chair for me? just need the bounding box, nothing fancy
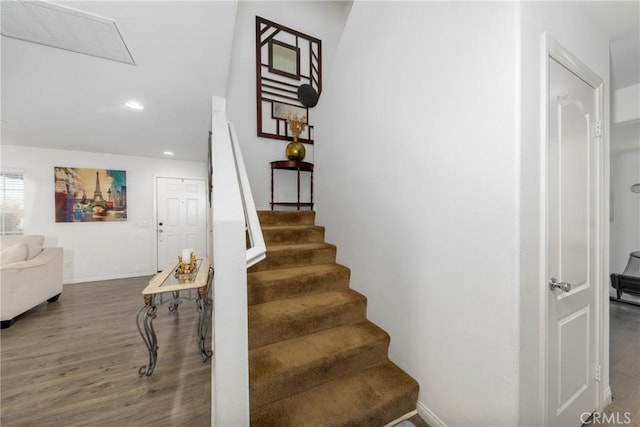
[611,251,640,299]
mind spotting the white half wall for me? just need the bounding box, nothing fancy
[314,2,520,425]
[0,145,206,283]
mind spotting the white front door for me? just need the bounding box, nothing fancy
[546,46,603,426]
[156,177,208,271]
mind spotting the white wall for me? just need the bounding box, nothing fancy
[519,2,611,424]
[613,84,640,125]
[226,1,352,210]
[610,86,640,282]
[0,145,206,283]
[314,2,520,425]
[610,123,640,276]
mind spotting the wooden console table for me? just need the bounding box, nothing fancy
[270,160,314,210]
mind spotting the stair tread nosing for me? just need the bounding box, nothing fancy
[261,225,325,245]
[263,242,336,251]
[248,263,350,283]
[249,321,390,409]
[261,224,322,230]
[250,361,419,427]
[248,263,351,305]
[248,243,337,273]
[248,289,367,349]
[257,210,315,226]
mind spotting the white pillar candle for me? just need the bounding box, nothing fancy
[182,249,192,263]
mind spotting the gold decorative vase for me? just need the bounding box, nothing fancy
[285,113,306,161]
[176,252,196,274]
[285,140,306,161]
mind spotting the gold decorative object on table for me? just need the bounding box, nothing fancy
[175,251,197,282]
[285,113,306,161]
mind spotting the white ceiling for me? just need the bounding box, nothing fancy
[1,1,237,161]
[1,1,638,162]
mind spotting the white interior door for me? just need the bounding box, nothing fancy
[546,51,603,426]
[156,177,207,271]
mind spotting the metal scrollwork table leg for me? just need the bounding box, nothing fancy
[168,291,181,312]
[137,294,158,376]
[196,267,214,361]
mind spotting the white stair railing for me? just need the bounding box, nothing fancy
[228,122,266,268]
[210,96,265,426]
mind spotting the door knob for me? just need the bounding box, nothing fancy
[158,229,163,233]
[549,277,571,293]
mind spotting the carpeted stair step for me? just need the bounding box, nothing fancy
[250,361,420,427]
[248,210,419,424]
[248,263,351,305]
[258,210,315,226]
[261,224,325,245]
[248,289,367,349]
[248,242,337,273]
[249,321,390,410]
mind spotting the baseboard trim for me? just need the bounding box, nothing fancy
[602,386,613,410]
[383,410,417,427]
[63,272,153,284]
[417,399,447,427]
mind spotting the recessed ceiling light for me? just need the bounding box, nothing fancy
[162,151,174,156]
[125,100,144,110]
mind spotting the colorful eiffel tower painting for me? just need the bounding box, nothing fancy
[54,167,127,223]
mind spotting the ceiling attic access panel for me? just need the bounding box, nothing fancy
[256,16,321,144]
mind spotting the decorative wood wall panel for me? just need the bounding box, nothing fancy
[256,16,321,144]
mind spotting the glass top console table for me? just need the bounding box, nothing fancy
[136,258,213,376]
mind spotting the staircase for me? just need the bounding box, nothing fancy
[248,210,419,426]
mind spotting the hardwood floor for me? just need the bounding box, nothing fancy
[1,277,211,426]
[605,301,640,426]
[5,278,634,427]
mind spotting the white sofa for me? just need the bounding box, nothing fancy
[1,235,63,328]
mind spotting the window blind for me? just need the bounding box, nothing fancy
[0,170,24,235]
